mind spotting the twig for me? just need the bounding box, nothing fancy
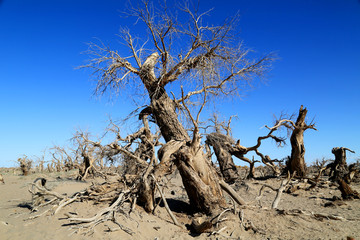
[239,209,244,229]
[25,209,51,220]
[109,212,135,235]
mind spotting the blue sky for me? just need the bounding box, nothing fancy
[0,0,359,167]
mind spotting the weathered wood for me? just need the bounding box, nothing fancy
[191,217,212,234]
[330,147,358,199]
[138,55,227,213]
[219,180,246,206]
[174,146,226,214]
[206,133,239,183]
[288,106,316,177]
[338,179,360,199]
[329,147,355,181]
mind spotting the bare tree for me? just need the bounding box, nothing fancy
[205,115,239,183]
[82,1,274,214]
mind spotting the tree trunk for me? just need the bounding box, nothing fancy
[330,147,349,180]
[206,133,239,183]
[289,106,308,177]
[330,147,358,199]
[151,92,226,213]
[247,161,256,179]
[140,53,226,214]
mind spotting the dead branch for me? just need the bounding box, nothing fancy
[107,212,135,235]
[256,171,293,209]
[150,174,182,228]
[67,190,129,224]
[219,180,246,206]
[54,194,81,215]
[277,209,358,221]
[29,182,65,202]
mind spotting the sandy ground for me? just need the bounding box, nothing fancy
[0,168,359,240]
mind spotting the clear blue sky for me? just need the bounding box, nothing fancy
[0,0,359,167]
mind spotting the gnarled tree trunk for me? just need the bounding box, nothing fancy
[329,147,352,180]
[288,106,316,177]
[330,147,359,199]
[141,53,226,214]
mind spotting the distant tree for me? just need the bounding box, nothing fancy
[82,0,274,214]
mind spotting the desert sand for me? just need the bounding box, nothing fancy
[0,168,359,240]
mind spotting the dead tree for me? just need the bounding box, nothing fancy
[204,115,240,183]
[287,105,316,177]
[49,146,78,172]
[17,156,32,176]
[329,147,359,199]
[206,117,289,179]
[71,131,105,180]
[82,1,274,214]
[231,120,290,177]
[206,133,239,183]
[329,147,354,180]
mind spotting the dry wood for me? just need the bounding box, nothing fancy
[338,179,360,199]
[68,190,129,224]
[257,172,293,209]
[81,0,275,215]
[29,182,65,202]
[150,174,182,228]
[277,208,358,221]
[287,106,317,177]
[191,217,212,234]
[54,194,80,215]
[219,180,246,206]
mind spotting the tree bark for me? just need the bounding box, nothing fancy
[289,106,311,177]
